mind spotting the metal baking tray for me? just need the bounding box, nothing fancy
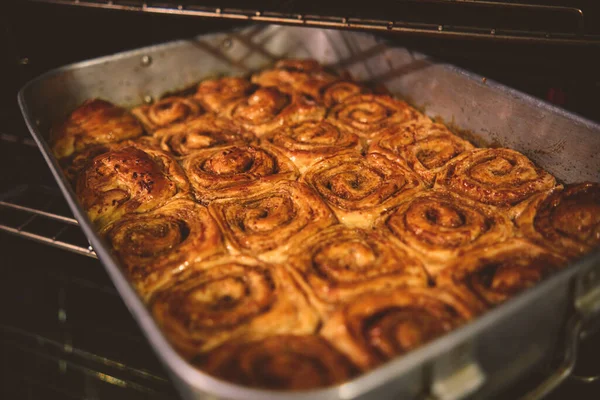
[18,24,600,400]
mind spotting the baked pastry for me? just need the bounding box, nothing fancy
[150,255,319,358]
[152,114,256,158]
[102,199,224,300]
[327,94,425,141]
[198,335,358,390]
[435,148,556,216]
[181,143,298,204]
[321,80,372,108]
[264,120,363,173]
[516,182,600,259]
[222,86,326,137]
[194,76,254,112]
[321,287,485,370]
[303,152,424,228]
[369,119,474,186]
[50,99,144,159]
[75,141,190,229]
[288,225,429,315]
[132,96,204,132]
[208,181,337,262]
[251,59,339,101]
[380,189,514,277]
[437,239,567,306]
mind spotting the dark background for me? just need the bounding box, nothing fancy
[1,1,599,399]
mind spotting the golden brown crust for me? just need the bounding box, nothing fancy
[302,152,424,228]
[208,181,337,262]
[75,141,190,229]
[101,199,224,300]
[264,120,363,173]
[435,148,556,214]
[181,143,299,204]
[437,239,567,306]
[327,94,426,141]
[152,114,256,158]
[288,225,429,315]
[50,99,144,160]
[380,189,514,277]
[321,81,372,108]
[222,87,326,137]
[194,77,254,112]
[150,255,319,358]
[516,182,600,259]
[251,58,339,101]
[132,96,205,132]
[369,120,474,186]
[198,335,358,390]
[321,287,485,370]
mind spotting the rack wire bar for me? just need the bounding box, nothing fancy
[25,0,600,45]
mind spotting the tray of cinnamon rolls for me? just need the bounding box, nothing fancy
[18,25,600,400]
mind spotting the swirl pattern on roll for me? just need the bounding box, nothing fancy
[222,86,326,137]
[327,94,424,141]
[321,81,372,108]
[435,148,556,213]
[516,182,600,259]
[369,120,474,186]
[132,96,204,132]
[181,143,298,204]
[321,287,485,370]
[153,114,256,158]
[51,99,144,159]
[198,335,358,390]
[251,59,339,100]
[195,76,254,112]
[151,256,319,358]
[437,239,567,306]
[208,181,337,262]
[265,120,363,172]
[102,199,224,300]
[303,152,424,228]
[75,142,190,229]
[381,190,513,277]
[288,225,429,314]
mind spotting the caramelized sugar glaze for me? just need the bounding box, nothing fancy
[52,59,599,391]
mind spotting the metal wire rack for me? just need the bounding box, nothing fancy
[25,0,600,45]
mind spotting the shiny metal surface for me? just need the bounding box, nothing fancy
[18,25,600,400]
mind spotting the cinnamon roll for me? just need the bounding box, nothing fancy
[380,190,514,277]
[437,239,567,307]
[327,94,425,141]
[152,114,255,158]
[208,181,337,262]
[50,99,144,159]
[302,152,424,228]
[198,335,358,390]
[76,141,190,229]
[321,287,485,370]
[132,96,204,132]
[194,76,254,112]
[369,120,474,186]
[265,120,363,172]
[288,225,428,315]
[102,199,224,300]
[435,148,556,215]
[516,182,600,259]
[151,256,319,358]
[251,58,339,101]
[222,86,326,137]
[321,80,371,108]
[181,143,298,204]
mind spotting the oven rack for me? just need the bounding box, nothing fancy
[25,0,600,45]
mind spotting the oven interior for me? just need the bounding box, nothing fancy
[1,1,599,399]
